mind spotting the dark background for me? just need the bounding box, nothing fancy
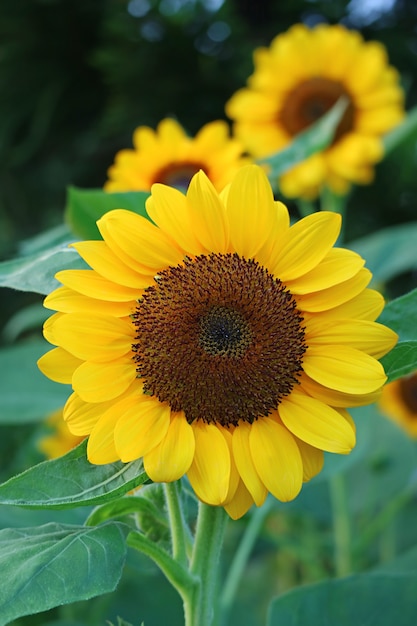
[1,0,416,311]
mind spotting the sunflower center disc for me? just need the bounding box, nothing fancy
[132,253,306,427]
[399,374,417,414]
[154,162,203,190]
[280,77,355,143]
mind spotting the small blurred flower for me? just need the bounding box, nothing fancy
[104,118,249,193]
[38,408,84,459]
[379,372,417,438]
[38,165,396,519]
[226,24,404,199]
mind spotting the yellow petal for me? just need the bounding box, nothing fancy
[294,437,324,482]
[114,396,171,462]
[56,270,141,302]
[217,425,240,504]
[187,170,229,253]
[71,241,150,289]
[286,248,364,294]
[295,268,372,312]
[87,406,121,464]
[303,345,387,394]
[250,417,303,502]
[97,209,184,271]
[44,313,134,362]
[225,165,276,258]
[306,319,398,359]
[299,372,381,408]
[44,286,137,317]
[224,480,254,520]
[272,212,341,281]
[303,289,384,322]
[144,412,195,482]
[72,358,137,402]
[38,347,83,383]
[146,185,204,256]
[64,393,109,435]
[232,421,268,506]
[279,391,356,454]
[187,422,230,505]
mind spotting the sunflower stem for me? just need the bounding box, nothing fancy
[330,473,352,577]
[185,502,229,626]
[164,481,189,567]
[127,530,197,599]
[219,497,273,624]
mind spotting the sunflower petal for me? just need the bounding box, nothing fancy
[187,171,229,253]
[114,396,171,462]
[144,412,195,482]
[279,391,356,453]
[250,418,303,502]
[72,358,137,402]
[224,480,255,520]
[187,422,230,505]
[232,421,268,506]
[37,347,83,383]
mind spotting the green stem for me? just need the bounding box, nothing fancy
[329,473,352,577]
[164,481,189,566]
[219,498,273,624]
[320,186,348,244]
[127,530,197,598]
[186,502,229,626]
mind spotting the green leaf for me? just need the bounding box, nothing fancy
[0,521,127,625]
[2,302,50,342]
[86,494,167,527]
[349,222,417,285]
[0,243,86,295]
[257,97,348,180]
[0,439,149,509]
[66,187,150,239]
[378,288,417,382]
[0,339,71,424]
[267,550,417,626]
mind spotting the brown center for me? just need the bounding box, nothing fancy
[399,374,417,415]
[153,162,204,190]
[132,253,306,427]
[280,77,355,143]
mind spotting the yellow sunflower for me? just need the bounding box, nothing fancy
[379,372,417,438]
[104,118,249,193]
[226,24,404,199]
[38,165,396,519]
[38,408,84,459]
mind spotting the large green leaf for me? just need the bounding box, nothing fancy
[0,243,86,295]
[0,439,149,509]
[66,187,150,239]
[0,521,127,625]
[257,97,348,180]
[349,222,417,285]
[0,339,71,424]
[267,548,417,626]
[379,288,417,382]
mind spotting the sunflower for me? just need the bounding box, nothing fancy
[226,24,404,199]
[104,118,249,193]
[379,372,417,438]
[38,408,84,459]
[38,165,396,519]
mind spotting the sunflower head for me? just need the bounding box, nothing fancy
[38,164,397,519]
[379,372,417,438]
[226,24,405,199]
[104,118,250,193]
